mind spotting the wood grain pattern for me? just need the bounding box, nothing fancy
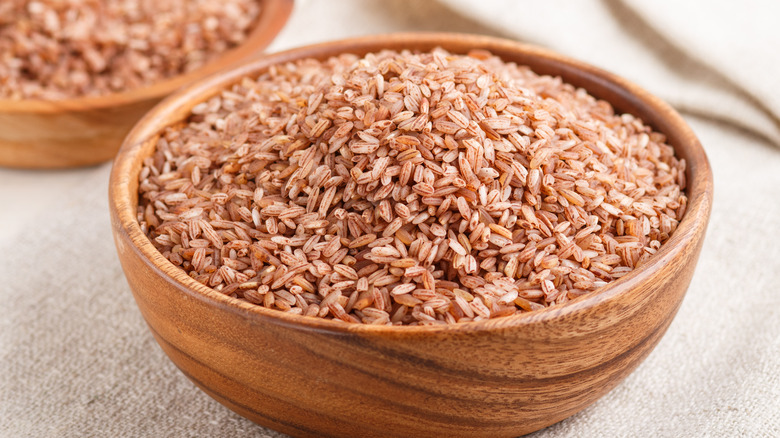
[0,0,293,169]
[109,33,714,437]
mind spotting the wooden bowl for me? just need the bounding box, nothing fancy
[109,33,713,437]
[0,0,293,169]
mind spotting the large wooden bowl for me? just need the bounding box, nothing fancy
[109,33,713,437]
[0,0,293,169]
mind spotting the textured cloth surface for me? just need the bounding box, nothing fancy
[440,0,780,146]
[2,1,779,437]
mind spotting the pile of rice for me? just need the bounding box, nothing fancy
[0,0,260,99]
[137,48,687,325]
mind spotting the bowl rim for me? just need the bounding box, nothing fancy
[0,0,293,113]
[110,32,713,335]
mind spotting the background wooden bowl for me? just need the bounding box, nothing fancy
[0,0,293,169]
[109,33,713,438]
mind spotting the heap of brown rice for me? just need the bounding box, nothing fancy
[0,0,260,99]
[137,48,688,325]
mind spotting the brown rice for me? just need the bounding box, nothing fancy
[137,48,688,325]
[0,0,260,99]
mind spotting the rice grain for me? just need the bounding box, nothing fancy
[138,48,688,325]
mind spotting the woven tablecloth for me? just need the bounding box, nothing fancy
[2,1,779,436]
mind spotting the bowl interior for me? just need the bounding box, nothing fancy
[110,32,713,334]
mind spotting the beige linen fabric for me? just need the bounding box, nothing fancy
[439,0,780,146]
[2,0,779,436]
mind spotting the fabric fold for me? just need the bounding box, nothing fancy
[436,0,780,145]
